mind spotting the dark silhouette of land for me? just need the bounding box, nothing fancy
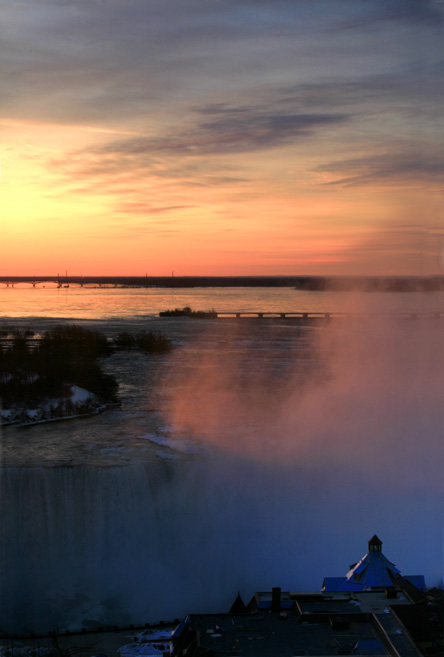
[1,275,443,291]
[0,325,172,424]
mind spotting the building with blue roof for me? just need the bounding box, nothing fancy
[322,535,426,594]
[169,534,440,656]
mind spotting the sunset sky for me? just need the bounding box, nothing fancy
[1,0,443,276]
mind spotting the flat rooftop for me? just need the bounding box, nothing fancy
[178,611,388,656]
[293,590,413,616]
[172,591,423,656]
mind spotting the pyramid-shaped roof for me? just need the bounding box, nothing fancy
[322,535,425,593]
[229,592,247,614]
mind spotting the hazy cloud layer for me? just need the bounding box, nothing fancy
[93,108,349,159]
[2,0,443,274]
[316,150,444,187]
[2,0,443,124]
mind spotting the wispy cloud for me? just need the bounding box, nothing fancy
[95,107,349,158]
[333,0,444,31]
[316,150,444,187]
[114,202,192,216]
[45,99,350,200]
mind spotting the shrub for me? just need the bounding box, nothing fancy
[136,330,172,353]
[115,332,137,348]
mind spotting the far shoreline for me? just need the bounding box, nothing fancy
[1,274,443,291]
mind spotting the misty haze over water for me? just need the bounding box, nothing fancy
[0,286,443,632]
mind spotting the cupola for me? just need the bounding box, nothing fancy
[322,534,426,593]
[368,534,382,552]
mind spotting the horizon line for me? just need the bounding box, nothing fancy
[1,274,443,280]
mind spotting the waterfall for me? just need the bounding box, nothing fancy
[1,458,286,633]
[2,448,442,633]
[0,461,249,633]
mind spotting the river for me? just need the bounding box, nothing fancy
[0,286,442,632]
[0,284,442,319]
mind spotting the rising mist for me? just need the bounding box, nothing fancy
[162,302,444,590]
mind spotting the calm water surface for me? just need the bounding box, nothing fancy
[0,285,442,319]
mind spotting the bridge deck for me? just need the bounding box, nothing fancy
[214,311,443,319]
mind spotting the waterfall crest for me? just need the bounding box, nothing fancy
[0,461,239,632]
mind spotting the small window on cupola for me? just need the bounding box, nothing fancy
[368,535,382,552]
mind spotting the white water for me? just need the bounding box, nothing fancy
[1,459,326,632]
[0,461,246,631]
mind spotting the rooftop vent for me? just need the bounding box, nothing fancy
[271,587,281,611]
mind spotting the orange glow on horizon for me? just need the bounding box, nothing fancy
[2,116,441,278]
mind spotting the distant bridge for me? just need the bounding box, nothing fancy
[214,311,444,319]
[0,275,443,291]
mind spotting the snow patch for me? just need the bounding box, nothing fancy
[0,384,103,425]
[26,409,43,420]
[118,629,172,657]
[70,385,96,404]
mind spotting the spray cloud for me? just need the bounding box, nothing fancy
[161,298,444,588]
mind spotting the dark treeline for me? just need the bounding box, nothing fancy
[0,326,117,408]
[0,325,172,411]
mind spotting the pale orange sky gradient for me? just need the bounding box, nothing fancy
[1,1,443,276]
